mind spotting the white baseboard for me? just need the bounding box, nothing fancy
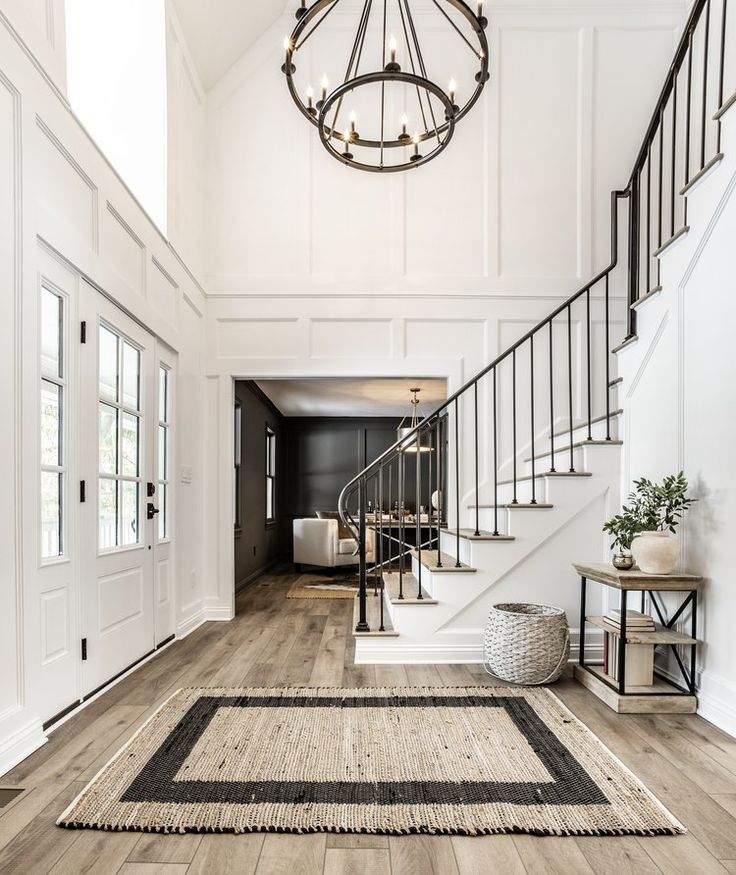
[176,607,207,639]
[0,714,47,778]
[696,670,736,739]
[204,604,234,622]
[356,632,603,666]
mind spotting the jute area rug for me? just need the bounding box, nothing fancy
[286,571,359,600]
[57,686,683,837]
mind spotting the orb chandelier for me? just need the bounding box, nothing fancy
[282,0,490,173]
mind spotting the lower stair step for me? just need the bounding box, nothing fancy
[352,591,399,637]
[383,572,437,604]
[468,503,553,510]
[496,471,592,487]
[524,439,622,464]
[411,549,476,572]
[447,529,515,542]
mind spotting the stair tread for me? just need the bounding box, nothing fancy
[523,439,622,464]
[383,572,437,604]
[551,409,623,439]
[352,591,399,637]
[446,529,515,542]
[468,503,554,509]
[411,549,476,572]
[495,471,592,487]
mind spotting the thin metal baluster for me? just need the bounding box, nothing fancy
[671,77,677,238]
[356,479,369,631]
[454,398,461,567]
[548,321,555,472]
[492,367,499,536]
[646,146,651,292]
[378,466,384,631]
[586,288,592,441]
[437,416,443,567]
[473,383,480,536]
[387,461,393,571]
[373,477,379,595]
[416,430,423,599]
[658,110,664,249]
[512,349,518,503]
[685,30,693,223]
[716,0,728,152]
[530,336,537,505]
[701,0,711,170]
[428,423,434,554]
[605,273,611,441]
[398,452,404,600]
[567,305,575,472]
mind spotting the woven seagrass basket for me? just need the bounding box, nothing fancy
[483,603,570,685]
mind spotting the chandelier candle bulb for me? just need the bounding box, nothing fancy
[317,75,328,110]
[410,132,422,163]
[306,85,315,115]
[386,35,401,72]
[477,0,488,27]
[399,113,410,142]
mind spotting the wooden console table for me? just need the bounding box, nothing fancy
[573,562,702,713]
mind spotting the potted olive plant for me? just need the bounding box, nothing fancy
[603,472,694,573]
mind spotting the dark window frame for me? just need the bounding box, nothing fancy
[265,424,276,526]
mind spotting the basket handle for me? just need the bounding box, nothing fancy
[537,626,571,685]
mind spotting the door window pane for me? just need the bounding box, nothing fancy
[98,403,118,475]
[41,471,62,558]
[158,425,167,481]
[122,342,140,410]
[41,381,61,467]
[99,477,118,549]
[121,480,139,546]
[99,325,119,402]
[121,412,140,477]
[159,366,168,422]
[41,288,62,378]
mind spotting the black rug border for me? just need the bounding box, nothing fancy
[118,692,610,808]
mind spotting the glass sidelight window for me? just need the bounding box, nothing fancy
[40,286,65,560]
[98,324,143,550]
[157,365,171,541]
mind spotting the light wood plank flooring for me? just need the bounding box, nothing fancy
[1,566,736,874]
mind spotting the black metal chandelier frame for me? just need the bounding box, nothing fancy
[282,0,490,172]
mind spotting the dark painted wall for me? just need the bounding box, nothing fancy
[233,396,439,585]
[233,382,287,589]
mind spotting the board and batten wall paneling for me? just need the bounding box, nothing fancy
[204,3,686,297]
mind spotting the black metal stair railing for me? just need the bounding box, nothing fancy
[339,0,733,633]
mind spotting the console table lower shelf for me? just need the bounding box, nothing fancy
[573,664,696,714]
[573,562,701,714]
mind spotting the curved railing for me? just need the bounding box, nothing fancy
[339,0,733,631]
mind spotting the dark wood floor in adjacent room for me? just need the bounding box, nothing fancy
[1,566,736,874]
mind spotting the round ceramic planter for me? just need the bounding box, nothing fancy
[630,531,679,574]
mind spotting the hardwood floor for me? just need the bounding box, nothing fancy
[2,566,736,874]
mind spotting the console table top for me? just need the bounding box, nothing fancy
[573,562,703,590]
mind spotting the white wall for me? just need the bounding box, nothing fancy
[201,1,685,606]
[0,7,209,774]
[616,106,736,736]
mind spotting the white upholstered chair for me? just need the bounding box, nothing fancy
[293,518,376,570]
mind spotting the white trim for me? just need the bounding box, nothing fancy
[697,670,736,739]
[176,606,207,640]
[0,715,47,777]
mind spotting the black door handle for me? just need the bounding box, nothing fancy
[147,503,160,520]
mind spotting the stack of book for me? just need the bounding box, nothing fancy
[602,610,655,686]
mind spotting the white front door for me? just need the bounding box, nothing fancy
[79,282,158,694]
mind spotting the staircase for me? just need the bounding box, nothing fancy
[340,0,735,664]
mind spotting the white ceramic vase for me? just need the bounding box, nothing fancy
[630,531,679,574]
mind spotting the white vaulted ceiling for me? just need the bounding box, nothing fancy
[171,0,289,90]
